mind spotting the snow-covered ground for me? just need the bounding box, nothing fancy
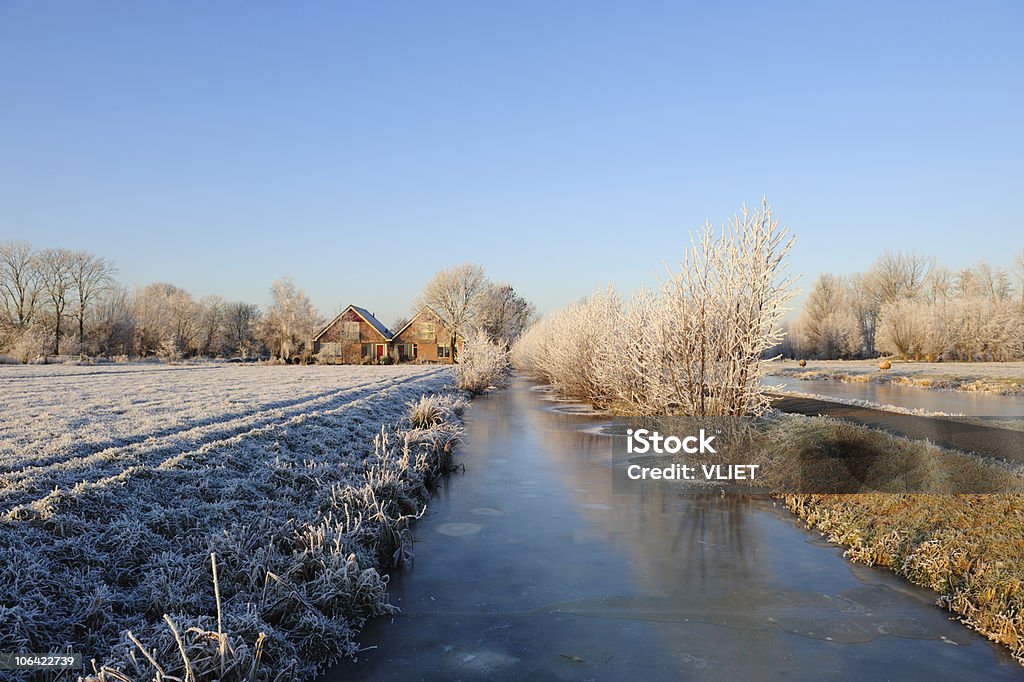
[0,363,459,679]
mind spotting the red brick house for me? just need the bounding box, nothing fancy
[312,305,392,364]
[390,306,463,364]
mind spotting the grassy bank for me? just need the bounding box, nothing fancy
[757,414,1024,663]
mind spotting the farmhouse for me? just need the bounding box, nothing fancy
[313,305,392,364]
[390,306,463,364]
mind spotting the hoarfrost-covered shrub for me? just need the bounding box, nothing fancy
[3,323,48,363]
[512,288,621,406]
[514,199,798,417]
[456,329,511,395]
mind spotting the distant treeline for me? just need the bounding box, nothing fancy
[781,249,1024,361]
[0,242,533,364]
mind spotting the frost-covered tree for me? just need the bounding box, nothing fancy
[797,274,862,358]
[798,251,1024,361]
[847,272,879,355]
[264,277,321,361]
[925,265,955,304]
[1014,248,1024,306]
[225,301,262,358]
[133,283,198,358]
[415,263,490,363]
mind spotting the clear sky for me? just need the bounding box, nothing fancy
[1,1,1021,325]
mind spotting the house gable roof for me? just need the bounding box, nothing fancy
[392,306,464,342]
[314,305,392,342]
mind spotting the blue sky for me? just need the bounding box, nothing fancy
[1,1,1021,325]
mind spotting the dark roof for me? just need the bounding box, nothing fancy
[314,305,392,341]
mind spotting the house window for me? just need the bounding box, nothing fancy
[361,343,374,358]
[419,323,435,341]
[343,321,360,341]
[437,345,451,358]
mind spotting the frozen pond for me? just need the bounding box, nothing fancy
[324,378,1023,680]
[764,375,1024,418]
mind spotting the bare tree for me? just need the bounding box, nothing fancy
[196,295,227,357]
[225,301,262,358]
[69,250,116,356]
[477,283,535,348]
[925,265,954,303]
[415,263,489,363]
[37,247,75,354]
[867,250,933,304]
[877,299,923,361]
[0,240,41,326]
[92,285,136,357]
[390,316,410,335]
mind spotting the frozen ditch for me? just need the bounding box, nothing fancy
[328,376,1024,681]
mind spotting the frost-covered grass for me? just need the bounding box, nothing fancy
[0,364,463,680]
[770,359,1024,395]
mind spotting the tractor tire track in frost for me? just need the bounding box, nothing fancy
[0,367,449,514]
[0,375,391,473]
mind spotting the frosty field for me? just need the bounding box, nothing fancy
[0,363,461,680]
